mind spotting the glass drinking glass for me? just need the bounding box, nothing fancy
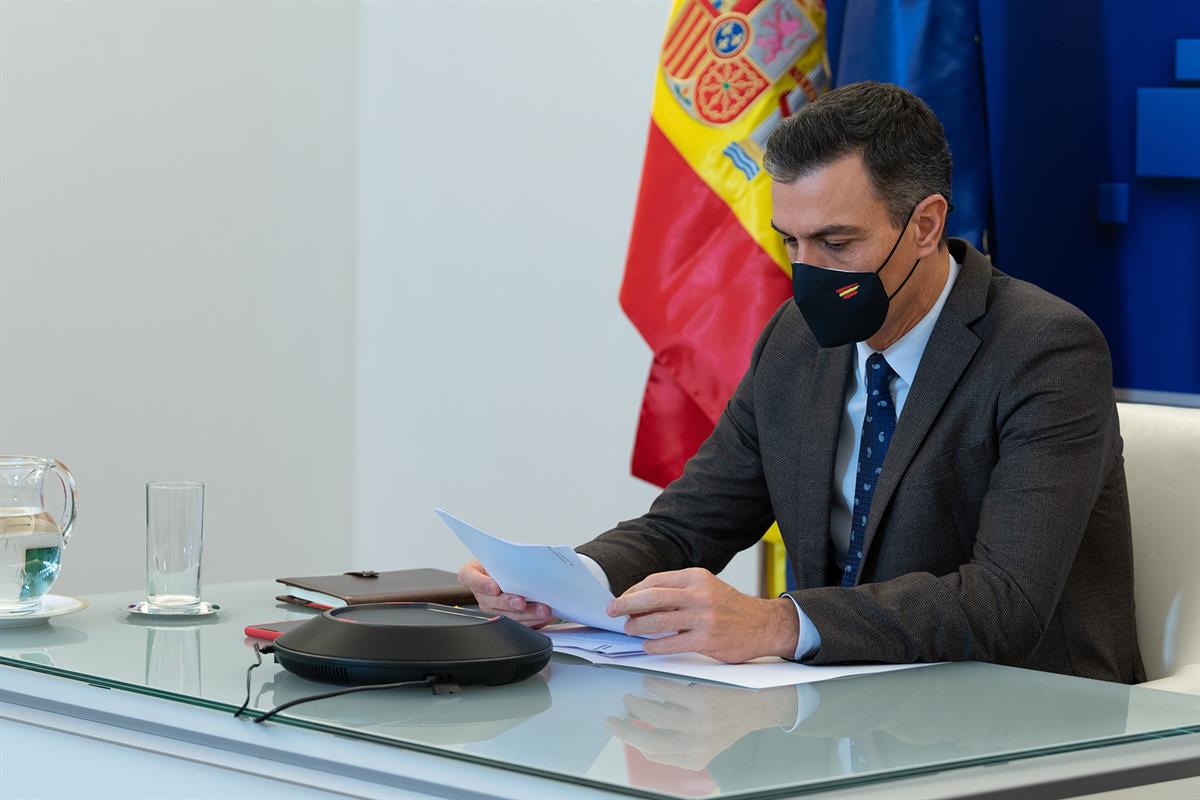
[145,482,204,612]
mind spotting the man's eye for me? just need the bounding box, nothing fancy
[822,240,848,251]
[782,237,797,247]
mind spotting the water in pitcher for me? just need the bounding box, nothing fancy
[0,507,63,610]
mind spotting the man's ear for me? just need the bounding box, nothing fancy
[912,193,948,255]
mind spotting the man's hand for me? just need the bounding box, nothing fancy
[456,560,554,628]
[607,567,799,663]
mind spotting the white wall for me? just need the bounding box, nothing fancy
[0,0,358,595]
[353,0,760,595]
[0,0,760,599]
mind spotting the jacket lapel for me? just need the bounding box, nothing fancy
[855,242,991,578]
[792,343,853,589]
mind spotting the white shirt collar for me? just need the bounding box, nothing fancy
[855,249,960,387]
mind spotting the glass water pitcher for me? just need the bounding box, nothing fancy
[0,456,77,613]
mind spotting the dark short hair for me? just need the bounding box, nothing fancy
[764,81,952,241]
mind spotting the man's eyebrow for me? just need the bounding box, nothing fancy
[806,223,866,239]
[770,221,867,239]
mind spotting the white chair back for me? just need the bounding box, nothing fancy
[1116,401,1200,682]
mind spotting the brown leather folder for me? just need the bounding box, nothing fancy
[276,568,475,609]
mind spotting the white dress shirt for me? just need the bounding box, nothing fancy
[580,249,961,662]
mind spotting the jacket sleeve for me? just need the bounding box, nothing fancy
[786,311,1121,666]
[576,304,789,595]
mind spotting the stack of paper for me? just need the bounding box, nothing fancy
[545,626,646,657]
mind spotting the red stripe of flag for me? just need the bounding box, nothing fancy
[622,122,791,485]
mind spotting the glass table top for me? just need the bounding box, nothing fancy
[1,580,1197,799]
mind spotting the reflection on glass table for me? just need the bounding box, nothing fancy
[602,663,1194,796]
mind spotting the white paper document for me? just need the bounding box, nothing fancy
[545,624,930,689]
[435,509,630,634]
[545,626,647,657]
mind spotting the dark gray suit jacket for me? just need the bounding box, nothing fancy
[579,239,1145,684]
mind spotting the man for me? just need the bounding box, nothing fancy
[459,82,1144,683]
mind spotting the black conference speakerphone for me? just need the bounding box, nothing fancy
[270,602,553,686]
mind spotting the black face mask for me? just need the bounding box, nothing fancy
[791,210,920,348]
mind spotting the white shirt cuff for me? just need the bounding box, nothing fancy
[784,594,822,660]
[577,553,612,593]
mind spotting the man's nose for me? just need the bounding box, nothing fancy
[792,242,823,265]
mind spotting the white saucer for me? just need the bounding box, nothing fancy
[124,600,220,618]
[0,595,88,628]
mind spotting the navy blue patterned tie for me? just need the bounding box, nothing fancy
[842,353,896,587]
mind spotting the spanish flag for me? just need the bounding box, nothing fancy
[622,0,830,488]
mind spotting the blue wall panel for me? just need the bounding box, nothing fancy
[978,0,1200,394]
[1178,39,1200,80]
[1137,88,1200,178]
